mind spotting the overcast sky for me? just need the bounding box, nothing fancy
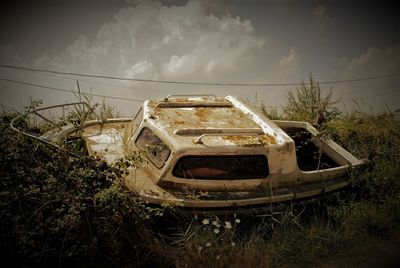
[0,0,399,115]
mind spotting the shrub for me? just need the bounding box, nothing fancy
[0,113,163,267]
[283,75,340,126]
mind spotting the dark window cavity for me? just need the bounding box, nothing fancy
[173,155,269,179]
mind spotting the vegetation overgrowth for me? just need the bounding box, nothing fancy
[1,82,400,267]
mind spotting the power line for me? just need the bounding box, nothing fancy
[0,77,144,102]
[318,73,400,85]
[1,76,399,107]
[343,88,400,102]
[261,88,400,108]
[1,63,399,87]
[75,78,173,93]
[55,75,177,93]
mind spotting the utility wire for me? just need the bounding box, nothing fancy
[0,77,144,102]
[344,88,400,102]
[54,75,177,93]
[73,77,173,93]
[1,63,399,87]
[1,76,399,107]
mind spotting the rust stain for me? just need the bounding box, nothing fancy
[153,107,162,116]
[195,108,211,121]
[225,108,256,127]
[167,97,220,102]
[221,134,276,146]
[259,134,277,145]
[171,120,185,126]
[175,110,183,116]
[174,98,192,102]
[221,135,260,146]
[150,98,259,131]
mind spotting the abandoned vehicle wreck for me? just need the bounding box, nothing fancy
[14,95,366,212]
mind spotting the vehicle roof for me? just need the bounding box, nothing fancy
[143,95,290,148]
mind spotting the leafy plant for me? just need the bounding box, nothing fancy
[0,112,165,267]
[283,75,340,126]
[260,104,281,120]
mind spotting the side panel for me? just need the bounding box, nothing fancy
[82,120,131,163]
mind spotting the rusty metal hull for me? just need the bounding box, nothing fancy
[39,95,366,210]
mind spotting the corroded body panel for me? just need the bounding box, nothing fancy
[42,95,365,210]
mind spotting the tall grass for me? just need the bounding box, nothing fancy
[1,90,400,267]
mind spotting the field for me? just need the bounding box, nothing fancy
[1,82,400,267]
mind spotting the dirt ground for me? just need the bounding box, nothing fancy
[316,231,400,268]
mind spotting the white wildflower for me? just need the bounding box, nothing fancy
[212,220,220,228]
[202,219,209,225]
[235,218,241,224]
[205,242,212,247]
[213,228,220,234]
[224,221,232,229]
[231,242,236,246]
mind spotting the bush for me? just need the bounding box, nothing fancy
[0,113,163,267]
[283,75,340,126]
[325,111,400,202]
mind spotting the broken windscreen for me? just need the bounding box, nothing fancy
[135,127,170,168]
[173,155,269,180]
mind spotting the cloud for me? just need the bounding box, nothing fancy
[279,48,298,71]
[0,45,25,65]
[162,54,197,77]
[33,0,266,83]
[334,44,400,110]
[312,5,334,28]
[124,60,154,79]
[341,44,400,78]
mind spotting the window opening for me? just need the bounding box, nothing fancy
[173,155,269,179]
[135,128,170,168]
